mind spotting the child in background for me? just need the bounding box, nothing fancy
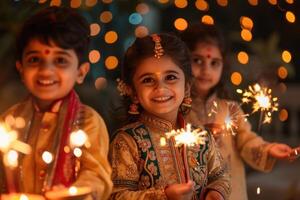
[181,23,294,200]
[109,33,230,200]
[0,7,112,200]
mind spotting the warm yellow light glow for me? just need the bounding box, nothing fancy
[257,187,261,195]
[279,109,288,122]
[241,29,252,41]
[70,0,81,8]
[42,151,53,164]
[38,0,47,3]
[231,72,242,86]
[70,130,88,147]
[105,56,119,70]
[69,186,78,195]
[85,0,97,7]
[0,125,17,152]
[195,0,209,11]
[285,0,294,4]
[4,150,18,168]
[95,77,107,90]
[135,26,149,38]
[174,0,188,8]
[268,0,277,5]
[64,146,71,153]
[174,18,188,31]
[248,0,258,6]
[277,66,288,79]
[89,50,101,64]
[282,50,292,63]
[50,0,61,6]
[20,194,29,200]
[158,0,169,3]
[90,23,101,36]
[216,0,228,6]
[237,51,249,64]
[73,148,83,158]
[100,11,113,23]
[240,16,253,30]
[201,15,214,25]
[160,137,167,146]
[286,11,296,23]
[136,3,150,14]
[104,31,118,44]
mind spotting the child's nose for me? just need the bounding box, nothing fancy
[38,62,55,73]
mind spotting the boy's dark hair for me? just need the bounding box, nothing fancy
[16,6,90,65]
[181,23,230,99]
[122,33,192,87]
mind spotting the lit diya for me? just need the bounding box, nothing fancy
[1,193,45,200]
[45,186,91,200]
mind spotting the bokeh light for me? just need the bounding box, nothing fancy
[278,82,287,93]
[286,11,296,23]
[231,72,242,85]
[158,0,169,4]
[95,77,107,90]
[195,0,209,11]
[201,15,214,25]
[174,18,188,31]
[174,0,188,8]
[70,0,81,8]
[105,56,119,70]
[104,31,118,44]
[248,0,258,6]
[268,0,277,5]
[100,11,113,23]
[85,0,97,7]
[89,50,101,63]
[136,3,150,15]
[50,0,61,6]
[129,13,143,25]
[38,0,47,3]
[286,0,294,4]
[282,50,292,63]
[237,51,249,64]
[135,26,149,38]
[240,16,253,30]
[241,29,252,41]
[90,23,101,36]
[216,0,228,7]
[279,109,288,122]
[277,66,288,79]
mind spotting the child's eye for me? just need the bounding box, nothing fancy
[165,74,178,81]
[141,77,155,84]
[192,58,203,65]
[55,57,68,65]
[27,56,41,64]
[211,59,223,68]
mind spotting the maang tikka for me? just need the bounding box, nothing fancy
[151,34,164,59]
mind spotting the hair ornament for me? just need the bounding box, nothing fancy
[116,78,132,96]
[151,34,164,59]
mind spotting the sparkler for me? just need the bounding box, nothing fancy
[237,83,279,132]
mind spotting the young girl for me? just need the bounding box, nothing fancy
[181,23,293,200]
[109,33,230,200]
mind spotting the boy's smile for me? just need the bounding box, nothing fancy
[16,39,89,110]
[132,56,185,124]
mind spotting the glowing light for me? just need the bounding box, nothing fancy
[278,82,287,93]
[64,146,71,153]
[174,0,188,8]
[216,0,228,6]
[89,50,101,64]
[286,11,296,23]
[20,194,29,200]
[136,3,150,14]
[69,186,78,195]
[42,151,53,164]
[4,150,18,168]
[95,77,107,90]
[201,15,214,25]
[248,0,258,6]
[241,29,252,41]
[85,0,97,7]
[195,0,209,11]
[237,51,249,64]
[90,23,101,36]
[158,0,169,3]
[282,50,292,63]
[70,0,81,8]
[237,83,279,124]
[129,13,143,25]
[286,0,294,4]
[70,130,88,147]
[160,137,167,146]
[50,0,61,6]
[277,66,288,79]
[165,124,207,147]
[105,56,119,70]
[102,0,112,3]
[174,18,188,31]
[104,31,118,44]
[73,148,83,158]
[100,11,113,23]
[38,0,47,3]
[231,72,242,86]
[268,0,277,5]
[135,26,149,38]
[240,16,253,30]
[257,187,261,194]
[15,117,25,129]
[279,109,288,122]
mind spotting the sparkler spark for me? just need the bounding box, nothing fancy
[237,83,279,124]
[165,124,207,147]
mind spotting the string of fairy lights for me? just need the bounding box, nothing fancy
[36,0,297,123]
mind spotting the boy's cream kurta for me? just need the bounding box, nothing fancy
[185,93,276,200]
[0,97,113,200]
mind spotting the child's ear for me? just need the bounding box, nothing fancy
[76,62,90,84]
[16,61,23,74]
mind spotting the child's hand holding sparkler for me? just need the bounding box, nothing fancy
[268,143,292,160]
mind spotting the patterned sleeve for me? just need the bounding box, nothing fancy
[72,106,113,200]
[232,102,276,172]
[109,131,167,200]
[206,133,231,200]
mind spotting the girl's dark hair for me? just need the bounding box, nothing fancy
[16,6,90,65]
[181,23,230,99]
[122,33,192,87]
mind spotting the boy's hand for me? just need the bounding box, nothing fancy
[205,190,224,200]
[269,143,292,160]
[165,180,194,200]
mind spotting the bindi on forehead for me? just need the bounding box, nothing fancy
[204,47,212,58]
[44,49,50,55]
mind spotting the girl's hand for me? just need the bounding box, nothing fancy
[205,190,224,200]
[269,143,292,160]
[165,181,194,200]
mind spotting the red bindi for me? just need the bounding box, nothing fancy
[44,49,50,54]
[206,54,211,58]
